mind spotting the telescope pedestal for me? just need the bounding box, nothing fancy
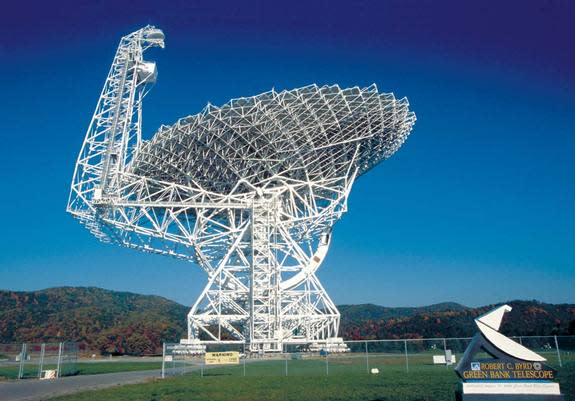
[187,199,342,352]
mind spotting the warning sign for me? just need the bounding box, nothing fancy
[204,351,240,365]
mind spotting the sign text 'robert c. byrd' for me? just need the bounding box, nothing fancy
[461,361,555,380]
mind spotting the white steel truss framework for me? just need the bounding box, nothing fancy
[67,26,416,352]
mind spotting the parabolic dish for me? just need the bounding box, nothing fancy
[130,84,415,195]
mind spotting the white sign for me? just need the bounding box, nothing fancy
[432,355,457,364]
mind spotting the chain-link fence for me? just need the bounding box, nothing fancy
[162,335,575,378]
[0,342,78,379]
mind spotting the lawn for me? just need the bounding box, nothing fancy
[52,368,461,401]
[0,361,161,380]
[48,357,575,401]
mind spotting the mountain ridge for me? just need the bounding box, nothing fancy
[1,287,574,355]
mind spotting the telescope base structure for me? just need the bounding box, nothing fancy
[184,200,348,353]
[178,338,350,354]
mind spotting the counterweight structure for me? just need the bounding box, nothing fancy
[67,26,416,353]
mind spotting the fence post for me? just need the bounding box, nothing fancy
[183,351,187,376]
[365,341,369,374]
[56,342,63,378]
[326,352,329,376]
[18,343,26,379]
[404,340,409,373]
[443,338,448,369]
[38,343,46,378]
[161,343,166,379]
[554,336,562,368]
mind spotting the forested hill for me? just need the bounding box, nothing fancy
[340,301,575,340]
[1,287,574,355]
[338,302,468,322]
[0,287,187,355]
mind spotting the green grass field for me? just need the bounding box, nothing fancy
[52,368,461,401]
[0,361,161,380]
[47,355,575,401]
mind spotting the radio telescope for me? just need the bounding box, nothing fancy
[67,26,416,353]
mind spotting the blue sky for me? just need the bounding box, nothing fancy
[0,1,573,307]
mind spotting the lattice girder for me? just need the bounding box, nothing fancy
[67,27,416,352]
